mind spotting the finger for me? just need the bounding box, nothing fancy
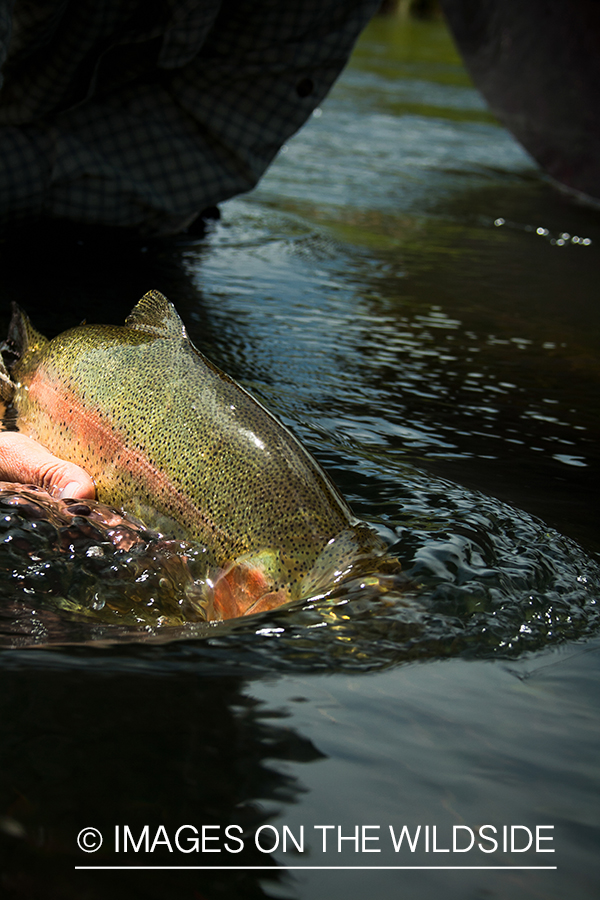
[0,432,96,499]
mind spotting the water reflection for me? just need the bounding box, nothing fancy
[0,659,323,899]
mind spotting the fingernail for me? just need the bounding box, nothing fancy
[59,482,82,499]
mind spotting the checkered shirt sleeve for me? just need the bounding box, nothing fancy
[0,0,380,236]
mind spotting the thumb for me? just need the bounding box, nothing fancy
[0,432,96,499]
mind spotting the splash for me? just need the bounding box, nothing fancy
[0,483,209,627]
[0,478,598,668]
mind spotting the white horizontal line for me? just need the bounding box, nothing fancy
[75,866,558,871]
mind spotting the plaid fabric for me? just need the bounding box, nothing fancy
[0,0,379,236]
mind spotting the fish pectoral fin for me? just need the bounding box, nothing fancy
[122,497,185,539]
[205,550,289,621]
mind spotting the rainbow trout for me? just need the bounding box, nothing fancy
[2,291,390,620]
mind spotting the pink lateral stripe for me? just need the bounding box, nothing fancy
[25,371,232,544]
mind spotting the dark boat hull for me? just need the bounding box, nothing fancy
[440,0,600,204]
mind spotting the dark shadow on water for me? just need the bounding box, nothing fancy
[0,658,322,899]
[0,221,214,342]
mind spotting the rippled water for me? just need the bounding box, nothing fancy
[0,13,599,900]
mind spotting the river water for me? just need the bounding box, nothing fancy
[0,13,599,900]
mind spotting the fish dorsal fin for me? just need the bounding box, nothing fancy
[125,290,187,340]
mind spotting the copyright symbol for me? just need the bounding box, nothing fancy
[77,827,103,853]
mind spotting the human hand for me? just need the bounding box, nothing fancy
[0,432,95,499]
